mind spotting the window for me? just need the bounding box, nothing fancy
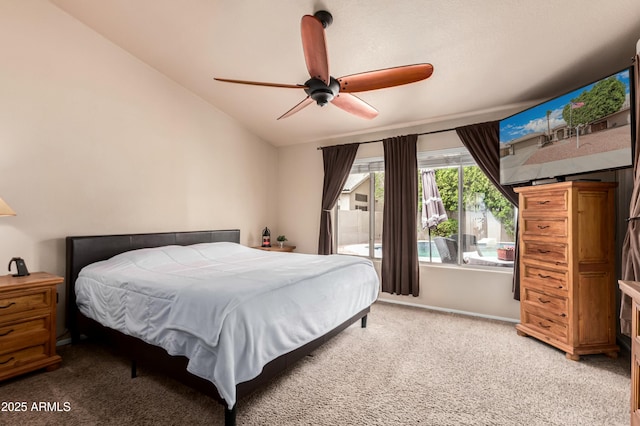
[423,165,516,267]
[460,166,516,267]
[336,148,516,269]
[336,157,384,258]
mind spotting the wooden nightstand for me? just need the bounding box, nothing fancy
[253,245,296,253]
[0,272,63,381]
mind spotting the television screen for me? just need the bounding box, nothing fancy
[499,67,633,185]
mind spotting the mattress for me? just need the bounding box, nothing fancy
[75,242,379,406]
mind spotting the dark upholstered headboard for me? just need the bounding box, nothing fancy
[65,229,240,336]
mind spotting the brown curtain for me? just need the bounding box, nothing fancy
[318,143,359,255]
[381,134,420,296]
[455,122,522,299]
[620,57,639,336]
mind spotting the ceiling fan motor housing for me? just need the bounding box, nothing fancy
[314,10,333,28]
[305,77,340,106]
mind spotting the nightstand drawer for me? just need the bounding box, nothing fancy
[0,289,51,318]
[0,316,50,353]
[0,344,48,373]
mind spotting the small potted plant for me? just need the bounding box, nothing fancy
[276,235,287,248]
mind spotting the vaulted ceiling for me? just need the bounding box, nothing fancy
[50,0,640,147]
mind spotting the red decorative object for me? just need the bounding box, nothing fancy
[261,226,271,247]
[497,247,515,261]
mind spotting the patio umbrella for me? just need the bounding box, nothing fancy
[422,169,447,229]
[421,169,448,261]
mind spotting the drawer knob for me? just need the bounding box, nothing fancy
[0,356,15,365]
[537,273,551,278]
[538,297,550,304]
[538,322,551,329]
[537,249,551,254]
[0,302,16,309]
[537,200,550,205]
[0,328,14,337]
[537,225,550,229]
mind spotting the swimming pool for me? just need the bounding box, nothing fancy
[339,240,514,262]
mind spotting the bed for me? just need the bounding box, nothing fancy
[65,229,378,425]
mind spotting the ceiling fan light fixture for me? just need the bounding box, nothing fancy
[311,90,334,106]
[304,77,339,106]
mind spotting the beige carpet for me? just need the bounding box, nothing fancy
[0,302,630,425]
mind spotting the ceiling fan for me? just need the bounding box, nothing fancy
[214,10,434,120]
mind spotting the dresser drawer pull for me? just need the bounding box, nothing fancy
[537,200,550,205]
[538,322,551,329]
[537,273,551,278]
[0,356,15,365]
[537,298,550,304]
[0,329,14,337]
[537,249,551,254]
[537,225,550,229]
[0,302,16,309]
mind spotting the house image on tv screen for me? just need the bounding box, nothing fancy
[499,68,632,185]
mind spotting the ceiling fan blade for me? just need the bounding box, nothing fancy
[301,15,329,84]
[214,77,306,89]
[331,93,378,120]
[277,97,314,120]
[337,63,434,93]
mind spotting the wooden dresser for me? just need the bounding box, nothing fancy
[618,280,640,425]
[0,272,62,381]
[515,181,619,360]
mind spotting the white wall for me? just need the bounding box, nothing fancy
[0,1,278,337]
[275,143,324,253]
[277,128,521,321]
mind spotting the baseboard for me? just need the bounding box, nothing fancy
[376,298,520,323]
[57,337,72,347]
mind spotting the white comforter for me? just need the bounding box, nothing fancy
[75,242,379,406]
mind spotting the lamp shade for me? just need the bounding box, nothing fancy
[0,197,16,216]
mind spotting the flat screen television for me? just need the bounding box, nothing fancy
[499,67,634,185]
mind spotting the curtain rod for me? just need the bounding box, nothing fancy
[316,126,457,150]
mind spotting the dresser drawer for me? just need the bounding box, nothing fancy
[0,344,48,373]
[0,289,51,319]
[521,240,568,265]
[0,316,50,353]
[520,190,568,214]
[521,287,568,323]
[522,263,569,295]
[522,217,568,239]
[521,310,568,343]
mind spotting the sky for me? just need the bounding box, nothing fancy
[499,68,630,144]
